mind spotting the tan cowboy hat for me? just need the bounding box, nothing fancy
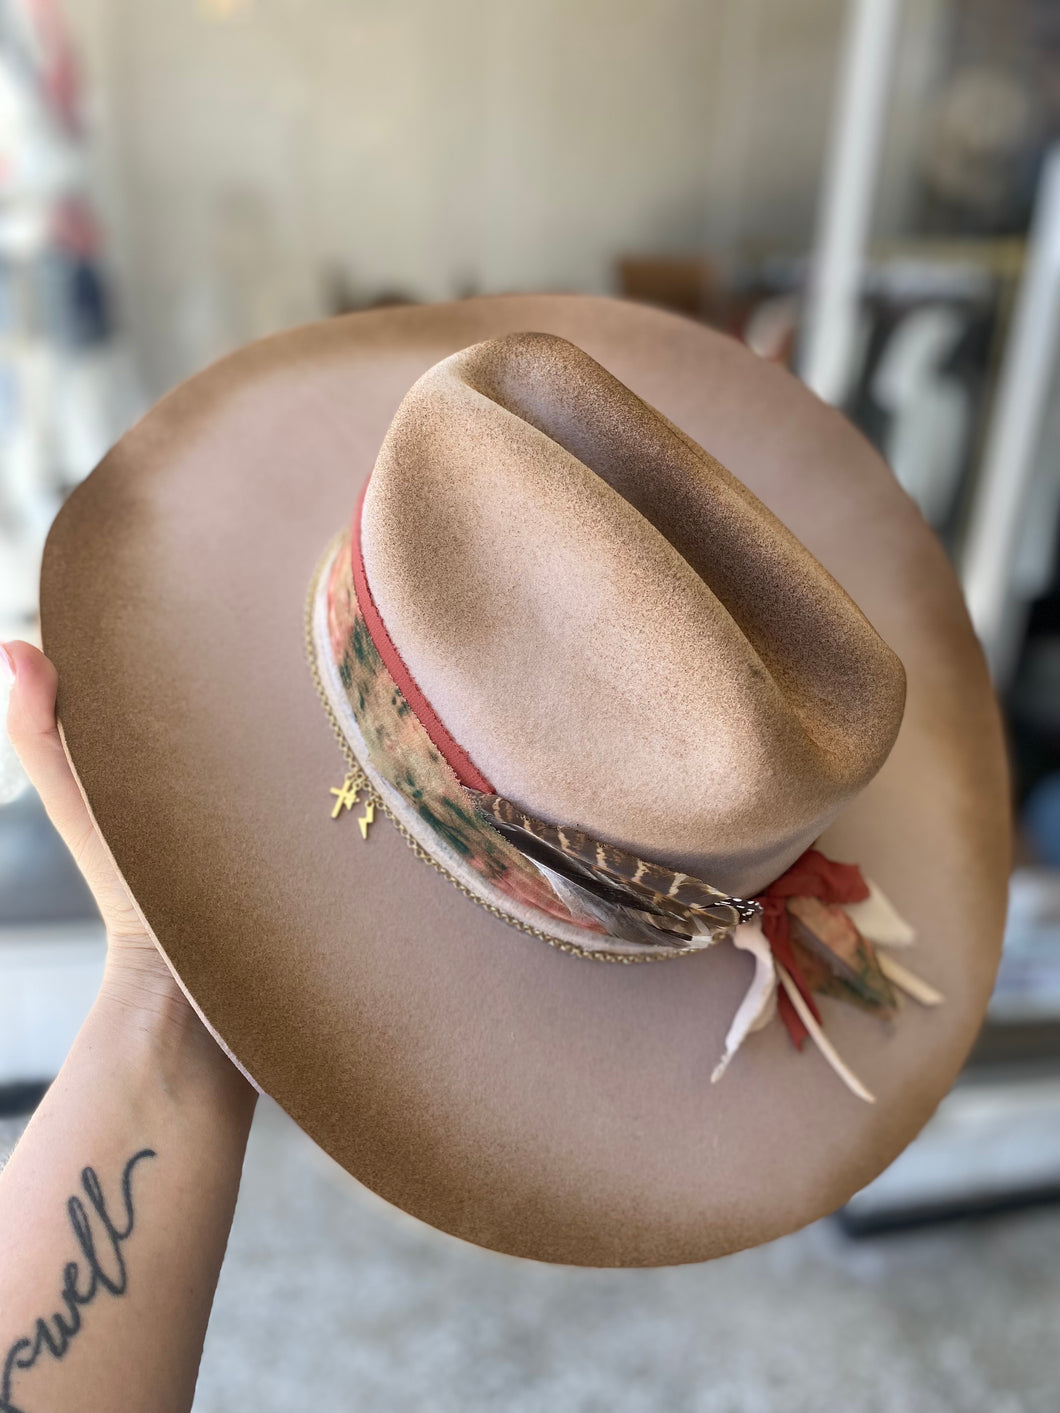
[41,295,1009,1266]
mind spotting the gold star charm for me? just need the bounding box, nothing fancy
[329,772,360,819]
[358,800,376,840]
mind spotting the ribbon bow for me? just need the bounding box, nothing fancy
[756,849,870,1050]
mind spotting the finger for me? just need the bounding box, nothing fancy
[3,640,100,861]
[4,644,180,991]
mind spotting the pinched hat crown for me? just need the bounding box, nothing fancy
[355,332,906,900]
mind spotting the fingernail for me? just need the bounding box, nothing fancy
[0,643,14,684]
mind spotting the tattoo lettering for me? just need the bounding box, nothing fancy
[1,1149,156,1413]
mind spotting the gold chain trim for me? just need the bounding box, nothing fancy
[304,537,690,965]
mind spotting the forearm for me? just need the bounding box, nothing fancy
[0,990,256,1413]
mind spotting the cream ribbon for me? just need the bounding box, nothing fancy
[710,881,943,1102]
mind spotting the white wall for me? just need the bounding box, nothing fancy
[62,0,941,397]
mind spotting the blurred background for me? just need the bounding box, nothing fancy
[1,1,1058,1409]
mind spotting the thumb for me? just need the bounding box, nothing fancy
[3,641,209,1021]
[2,640,119,903]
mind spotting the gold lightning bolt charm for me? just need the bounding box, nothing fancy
[358,799,376,840]
[329,772,361,819]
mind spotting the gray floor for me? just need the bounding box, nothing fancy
[206,1102,1056,1413]
[3,1101,1057,1412]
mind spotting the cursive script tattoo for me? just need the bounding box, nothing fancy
[1,1148,156,1413]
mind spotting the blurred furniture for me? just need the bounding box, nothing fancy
[961,146,1060,685]
[799,0,903,405]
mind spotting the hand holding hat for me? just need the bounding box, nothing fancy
[2,640,204,1037]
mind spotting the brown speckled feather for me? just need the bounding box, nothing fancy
[473,792,761,940]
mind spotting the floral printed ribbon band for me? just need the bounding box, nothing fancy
[308,514,944,1104]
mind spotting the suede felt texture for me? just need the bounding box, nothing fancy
[40,296,1009,1267]
[360,334,906,899]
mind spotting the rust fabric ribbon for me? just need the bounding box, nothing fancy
[755,849,871,1049]
[351,485,495,794]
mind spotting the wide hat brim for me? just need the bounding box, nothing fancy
[42,295,1009,1266]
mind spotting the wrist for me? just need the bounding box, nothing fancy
[92,969,257,1120]
[99,942,198,1032]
